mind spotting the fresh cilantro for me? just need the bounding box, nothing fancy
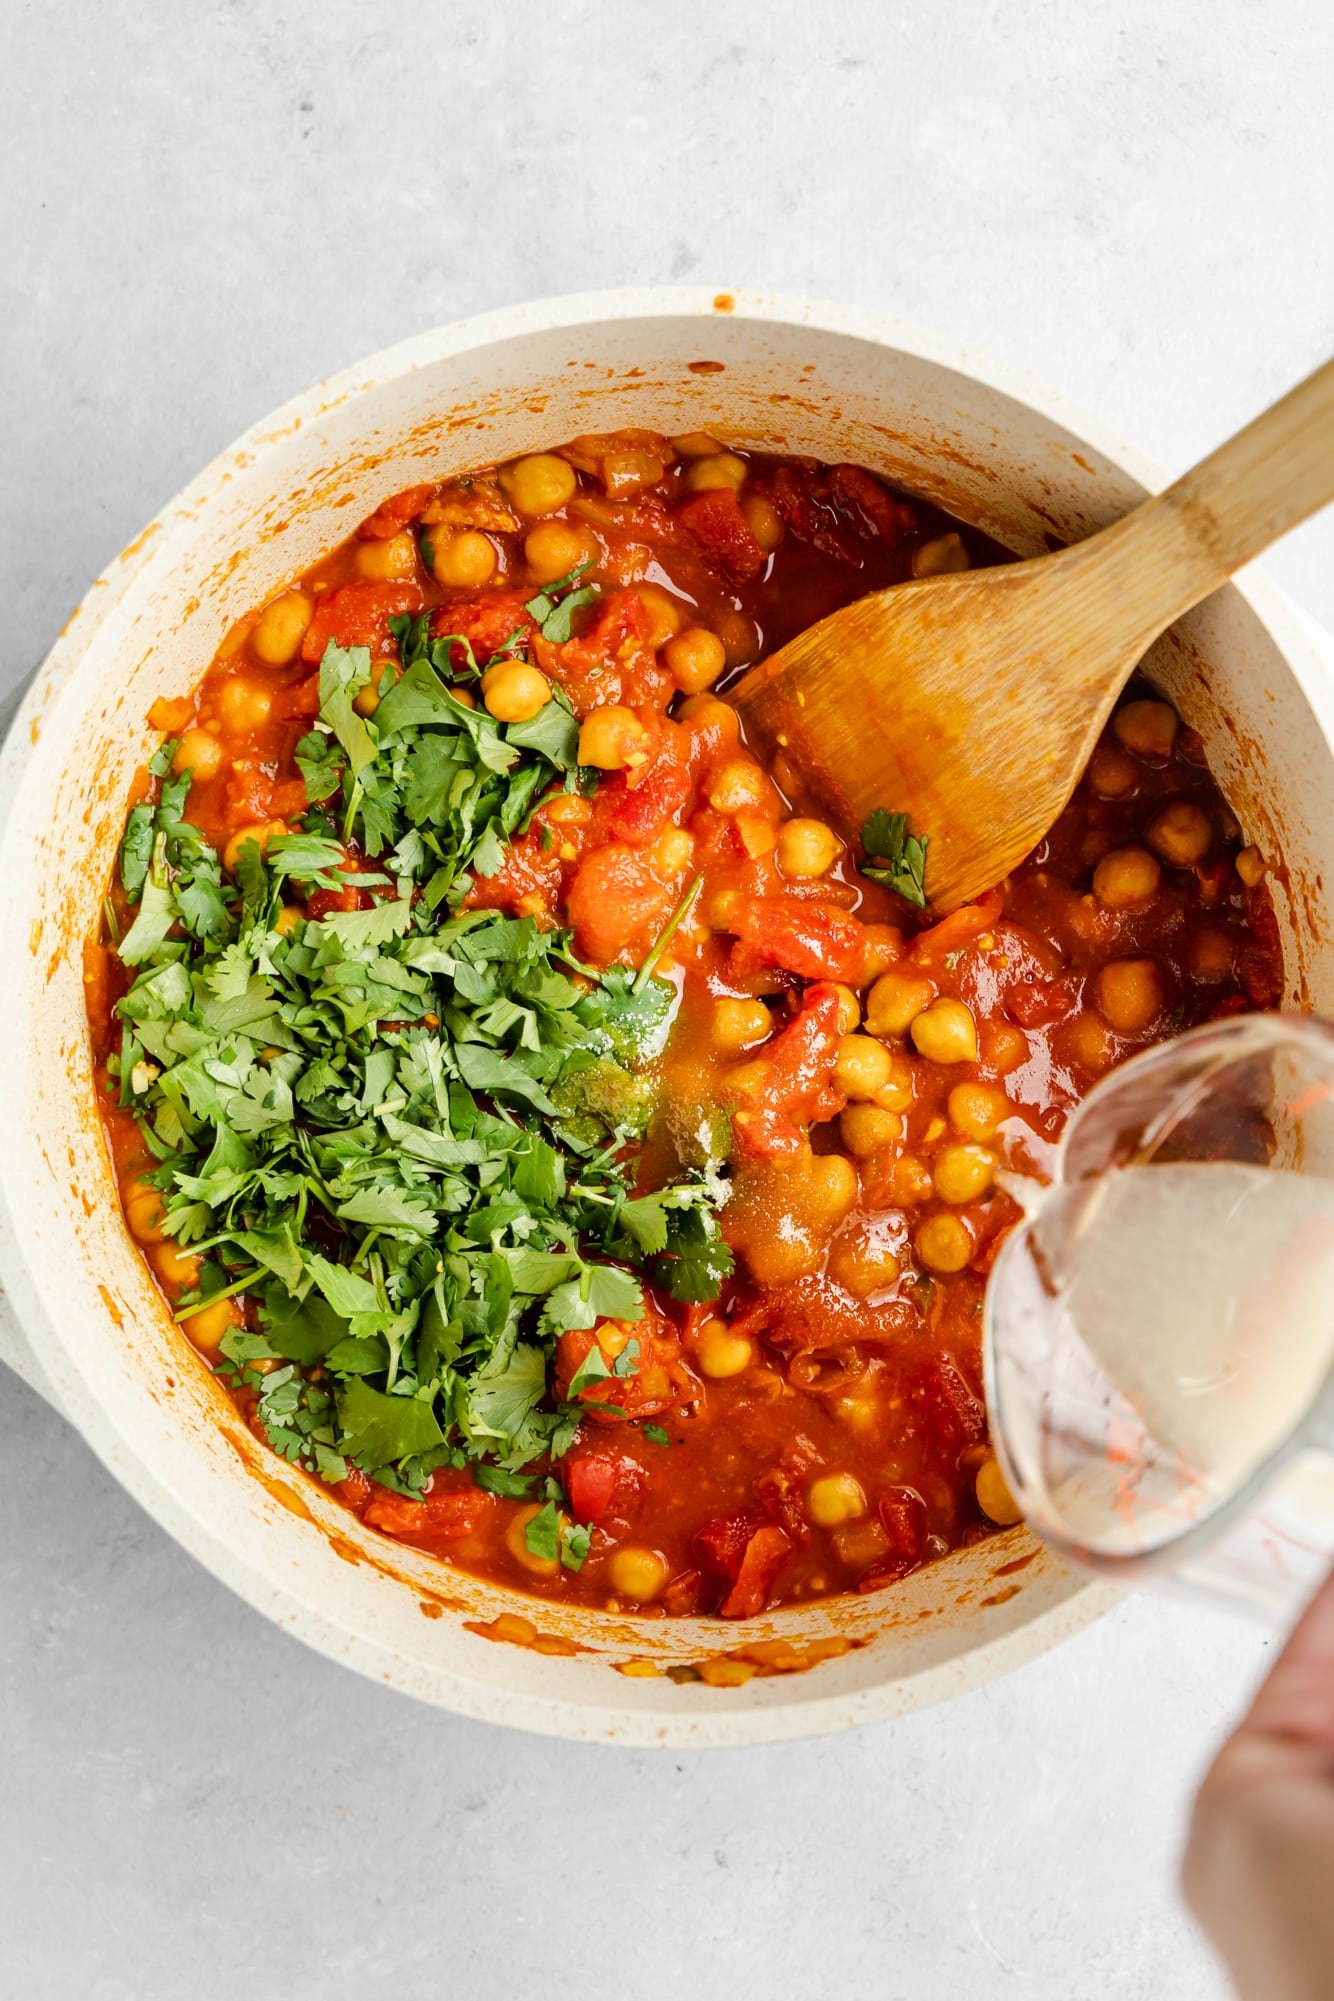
[642,1424,670,1448]
[102,630,732,1510]
[523,562,601,644]
[861,809,929,908]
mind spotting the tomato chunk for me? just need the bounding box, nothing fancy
[733,897,867,984]
[566,842,677,965]
[675,490,767,584]
[359,484,436,540]
[564,1451,640,1525]
[719,1523,793,1618]
[301,581,423,664]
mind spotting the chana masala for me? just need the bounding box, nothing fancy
[87,431,1283,1619]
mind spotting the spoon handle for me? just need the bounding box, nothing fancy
[1083,353,1334,649]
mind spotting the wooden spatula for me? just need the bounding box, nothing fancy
[731,356,1334,912]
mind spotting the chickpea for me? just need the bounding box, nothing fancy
[834,1034,893,1101]
[218,677,273,734]
[981,1020,1028,1074]
[911,998,979,1065]
[671,430,724,458]
[712,998,772,1053]
[933,1143,995,1204]
[577,704,651,770]
[976,1454,1023,1526]
[223,819,287,873]
[887,1154,934,1206]
[1190,928,1235,982]
[694,1318,754,1379]
[711,605,760,669]
[152,1240,201,1289]
[1064,1013,1116,1073]
[1236,846,1266,887]
[353,668,385,718]
[433,529,497,589]
[180,1294,241,1355]
[832,984,861,1034]
[724,1059,775,1100]
[664,626,726,694]
[1087,742,1139,799]
[915,1212,973,1274]
[911,532,970,577]
[500,452,578,517]
[1113,698,1177,760]
[524,519,591,584]
[1096,957,1165,1034]
[777,817,843,880]
[705,888,743,931]
[676,690,740,752]
[1092,844,1161,910]
[862,925,903,979]
[252,590,313,666]
[172,728,222,782]
[808,1472,868,1527]
[840,1105,903,1158]
[742,492,784,551]
[123,1175,168,1245]
[684,452,747,494]
[482,661,551,723]
[947,1081,1009,1142]
[607,1546,669,1602]
[827,1229,901,1300]
[506,1503,560,1576]
[356,531,417,582]
[872,1051,916,1113]
[707,756,774,818]
[634,583,685,648]
[652,826,695,876]
[1146,800,1212,868]
[807,1153,859,1228]
[274,905,303,937]
[865,970,935,1038]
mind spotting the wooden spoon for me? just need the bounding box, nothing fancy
[731,356,1334,912]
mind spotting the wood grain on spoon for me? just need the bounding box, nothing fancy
[732,355,1334,912]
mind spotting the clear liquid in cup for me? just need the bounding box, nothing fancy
[983,1015,1334,1613]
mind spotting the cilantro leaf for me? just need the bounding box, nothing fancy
[861,809,929,908]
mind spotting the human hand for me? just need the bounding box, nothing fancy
[1182,1563,1334,2001]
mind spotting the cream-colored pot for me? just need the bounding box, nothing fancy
[3,290,1332,1745]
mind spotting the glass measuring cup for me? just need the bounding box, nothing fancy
[983,1013,1334,1618]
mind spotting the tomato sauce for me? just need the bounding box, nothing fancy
[87,429,1284,1619]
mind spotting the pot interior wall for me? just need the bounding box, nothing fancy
[4,301,1330,1739]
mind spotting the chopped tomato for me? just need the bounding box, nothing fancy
[566,841,677,965]
[554,1309,688,1423]
[675,489,766,584]
[726,982,844,1157]
[363,1482,493,1549]
[913,1355,987,1448]
[564,1451,640,1525]
[719,1523,793,1617]
[301,581,424,664]
[911,888,1005,964]
[432,589,535,667]
[827,463,917,545]
[734,897,867,984]
[359,484,436,540]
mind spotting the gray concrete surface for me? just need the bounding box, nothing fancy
[3,3,1333,1996]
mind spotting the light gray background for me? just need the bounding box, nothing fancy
[4,4,1333,1997]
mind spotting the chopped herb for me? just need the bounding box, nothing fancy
[524,561,601,644]
[642,1424,670,1448]
[104,635,730,1505]
[860,808,929,908]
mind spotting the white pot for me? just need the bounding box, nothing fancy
[3,290,1332,1746]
